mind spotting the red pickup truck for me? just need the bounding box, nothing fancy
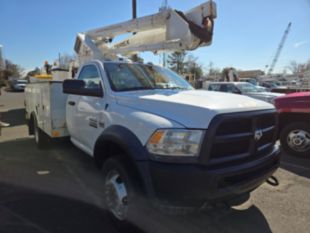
[275,92,310,157]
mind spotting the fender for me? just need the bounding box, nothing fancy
[94,125,155,196]
[94,125,149,162]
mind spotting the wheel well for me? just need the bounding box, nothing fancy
[279,113,310,132]
[29,112,36,135]
[94,140,127,168]
[93,139,146,193]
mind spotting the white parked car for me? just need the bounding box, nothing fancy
[11,79,28,91]
[206,82,284,104]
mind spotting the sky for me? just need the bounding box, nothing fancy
[0,0,309,74]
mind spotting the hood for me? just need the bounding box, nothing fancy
[277,92,310,99]
[115,90,274,128]
[275,92,310,111]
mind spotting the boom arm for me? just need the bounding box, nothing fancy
[74,1,216,63]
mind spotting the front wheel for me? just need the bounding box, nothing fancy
[280,122,310,158]
[102,156,138,228]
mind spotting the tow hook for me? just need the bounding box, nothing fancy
[266,176,279,186]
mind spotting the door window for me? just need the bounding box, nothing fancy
[78,65,102,89]
[208,84,221,91]
[220,84,239,93]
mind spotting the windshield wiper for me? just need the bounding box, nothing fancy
[120,86,155,92]
[167,87,190,90]
[155,87,189,90]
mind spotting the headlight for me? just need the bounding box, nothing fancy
[146,129,204,157]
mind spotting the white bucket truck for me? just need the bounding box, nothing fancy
[25,1,280,224]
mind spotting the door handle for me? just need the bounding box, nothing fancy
[68,101,76,106]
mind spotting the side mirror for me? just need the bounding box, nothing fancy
[63,79,103,97]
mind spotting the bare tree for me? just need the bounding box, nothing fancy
[287,60,299,75]
[56,53,76,70]
[130,54,144,63]
[0,60,24,80]
[206,61,221,78]
[168,51,187,74]
[185,55,203,78]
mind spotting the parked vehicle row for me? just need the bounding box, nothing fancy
[205,82,283,104]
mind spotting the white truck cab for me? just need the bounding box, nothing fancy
[65,61,277,155]
[25,1,280,223]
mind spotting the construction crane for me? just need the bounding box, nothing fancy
[266,22,292,75]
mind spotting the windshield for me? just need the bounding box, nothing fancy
[236,83,262,93]
[104,63,193,92]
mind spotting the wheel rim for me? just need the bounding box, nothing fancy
[104,170,128,221]
[287,129,310,153]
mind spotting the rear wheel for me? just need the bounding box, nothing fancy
[280,122,310,158]
[33,116,49,149]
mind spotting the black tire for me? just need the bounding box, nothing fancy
[33,116,49,149]
[280,122,310,158]
[102,156,139,230]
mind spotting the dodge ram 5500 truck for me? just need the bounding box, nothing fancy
[25,61,280,221]
[25,0,280,223]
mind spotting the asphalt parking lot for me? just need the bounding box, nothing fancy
[0,88,310,233]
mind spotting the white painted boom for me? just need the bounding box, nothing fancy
[74,1,217,63]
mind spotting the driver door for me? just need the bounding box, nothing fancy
[72,64,106,153]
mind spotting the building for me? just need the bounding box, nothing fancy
[238,70,264,79]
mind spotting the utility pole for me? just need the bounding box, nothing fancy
[159,0,169,67]
[58,52,61,67]
[132,0,137,20]
[131,0,139,61]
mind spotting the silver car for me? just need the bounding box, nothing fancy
[206,82,284,104]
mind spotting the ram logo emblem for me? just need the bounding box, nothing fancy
[254,129,263,141]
